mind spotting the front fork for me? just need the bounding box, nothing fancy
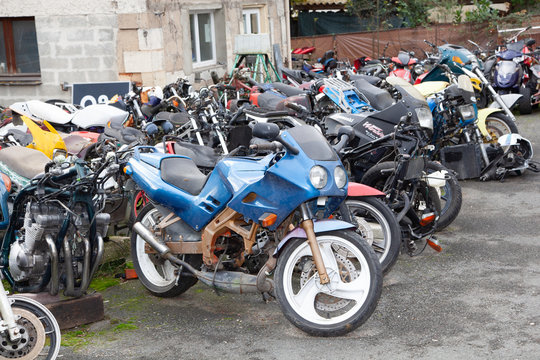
[0,279,20,342]
[300,203,330,285]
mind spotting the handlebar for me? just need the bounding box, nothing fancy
[250,141,282,152]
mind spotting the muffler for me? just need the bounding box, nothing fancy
[133,222,273,294]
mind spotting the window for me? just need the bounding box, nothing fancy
[242,9,260,35]
[190,12,216,67]
[0,17,40,82]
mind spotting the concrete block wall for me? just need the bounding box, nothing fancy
[1,14,119,104]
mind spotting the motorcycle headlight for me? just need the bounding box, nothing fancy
[334,166,347,188]
[415,107,433,131]
[414,64,425,75]
[458,104,476,121]
[309,166,328,189]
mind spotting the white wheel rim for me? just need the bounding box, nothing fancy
[135,208,177,287]
[347,201,392,264]
[282,235,371,325]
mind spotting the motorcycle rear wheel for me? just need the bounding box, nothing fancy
[131,204,201,297]
[361,161,459,230]
[274,230,382,336]
[518,87,532,115]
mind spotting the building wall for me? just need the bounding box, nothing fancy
[0,0,290,104]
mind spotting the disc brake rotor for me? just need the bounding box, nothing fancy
[300,250,358,312]
[0,308,46,359]
[353,216,374,245]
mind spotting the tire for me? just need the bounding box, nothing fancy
[131,204,201,297]
[274,230,382,336]
[518,87,532,114]
[424,161,462,230]
[361,161,451,231]
[484,112,519,145]
[6,296,61,360]
[344,197,401,274]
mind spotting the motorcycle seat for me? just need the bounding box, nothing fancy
[254,92,285,111]
[160,156,208,195]
[0,146,50,179]
[173,142,220,169]
[103,126,145,145]
[349,74,381,86]
[62,134,92,155]
[353,79,395,110]
[271,83,306,97]
[155,111,191,126]
[245,107,289,118]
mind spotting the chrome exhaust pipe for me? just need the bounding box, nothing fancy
[45,235,59,296]
[133,222,266,294]
[88,234,104,283]
[63,236,75,297]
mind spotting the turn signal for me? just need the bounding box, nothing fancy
[420,212,436,226]
[1,173,11,193]
[452,56,464,64]
[260,213,277,227]
[427,238,442,252]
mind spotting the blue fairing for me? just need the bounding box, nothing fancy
[127,127,347,232]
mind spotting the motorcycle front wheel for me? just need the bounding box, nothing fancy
[131,204,201,297]
[274,230,382,337]
[343,198,401,274]
[484,112,519,144]
[2,296,61,360]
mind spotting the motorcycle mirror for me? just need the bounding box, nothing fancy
[526,38,536,47]
[338,125,354,140]
[252,122,280,141]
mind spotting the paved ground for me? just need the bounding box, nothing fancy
[60,113,540,360]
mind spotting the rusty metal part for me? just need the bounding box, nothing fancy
[145,241,203,254]
[301,219,330,285]
[156,212,181,230]
[200,207,258,267]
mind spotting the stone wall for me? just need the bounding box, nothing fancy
[0,0,290,104]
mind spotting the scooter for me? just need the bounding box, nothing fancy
[125,122,382,336]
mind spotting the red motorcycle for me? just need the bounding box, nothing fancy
[388,51,422,83]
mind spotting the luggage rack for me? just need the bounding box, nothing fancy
[322,78,373,114]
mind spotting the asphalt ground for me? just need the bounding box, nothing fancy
[61,112,540,360]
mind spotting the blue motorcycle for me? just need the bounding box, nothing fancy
[125,123,382,336]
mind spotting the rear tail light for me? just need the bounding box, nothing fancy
[420,212,436,226]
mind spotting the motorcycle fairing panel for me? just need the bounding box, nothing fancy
[127,126,347,232]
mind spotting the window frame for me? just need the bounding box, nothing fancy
[242,8,261,35]
[0,16,41,83]
[190,11,217,68]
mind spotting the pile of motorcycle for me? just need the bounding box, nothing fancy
[0,34,538,342]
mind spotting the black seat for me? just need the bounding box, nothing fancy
[353,79,395,110]
[161,157,208,195]
[173,142,220,169]
[349,74,381,85]
[103,126,145,145]
[271,82,306,97]
[154,112,191,126]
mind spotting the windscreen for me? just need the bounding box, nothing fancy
[287,125,338,161]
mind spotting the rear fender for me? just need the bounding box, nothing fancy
[477,108,503,138]
[273,219,355,257]
[488,93,522,110]
[347,182,385,197]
